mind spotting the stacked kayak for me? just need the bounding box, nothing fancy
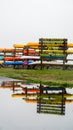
[3,61,24,65]
[13,42,39,49]
[13,43,27,48]
[0,56,4,60]
[0,41,73,68]
[3,61,33,65]
[4,57,22,61]
[0,60,3,65]
[23,49,36,55]
[21,55,40,60]
[27,42,39,48]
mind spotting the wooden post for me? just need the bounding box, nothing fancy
[39,38,43,70]
[63,39,67,70]
[61,87,65,115]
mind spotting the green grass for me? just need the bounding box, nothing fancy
[0,68,73,87]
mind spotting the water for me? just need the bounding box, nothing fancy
[0,79,73,130]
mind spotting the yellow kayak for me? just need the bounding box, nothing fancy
[42,49,73,54]
[12,93,37,98]
[13,42,39,48]
[0,60,3,64]
[13,43,27,48]
[27,42,39,48]
[0,48,4,52]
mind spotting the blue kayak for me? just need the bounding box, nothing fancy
[0,56,4,60]
[3,61,24,65]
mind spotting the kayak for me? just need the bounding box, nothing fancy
[12,93,37,98]
[24,99,37,103]
[21,55,40,60]
[23,49,36,55]
[0,48,15,52]
[24,99,73,104]
[4,48,14,52]
[3,61,24,65]
[22,87,40,93]
[0,60,3,64]
[0,56,4,60]
[41,55,65,60]
[27,42,39,48]
[4,57,21,61]
[43,50,64,54]
[3,61,33,65]
[13,42,39,49]
[12,93,73,99]
[13,43,27,48]
[0,48,4,52]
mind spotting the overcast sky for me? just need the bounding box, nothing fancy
[0,0,73,48]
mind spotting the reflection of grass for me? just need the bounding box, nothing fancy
[0,68,73,87]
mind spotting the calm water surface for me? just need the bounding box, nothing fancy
[0,79,73,130]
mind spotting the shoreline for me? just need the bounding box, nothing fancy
[0,68,73,87]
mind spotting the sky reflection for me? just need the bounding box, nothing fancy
[0,80,73,130]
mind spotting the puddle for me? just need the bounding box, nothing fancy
[0,79,73,130]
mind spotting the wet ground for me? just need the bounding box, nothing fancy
[0,76,22,82]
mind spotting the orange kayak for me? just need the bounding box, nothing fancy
[0,48,4,52]
[22,87,40,93]
[4,57,21,61]
[23,49,36,55]
[4,48,15,52]
[24,99,37,103]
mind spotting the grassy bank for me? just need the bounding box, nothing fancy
[0,68,73,87]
